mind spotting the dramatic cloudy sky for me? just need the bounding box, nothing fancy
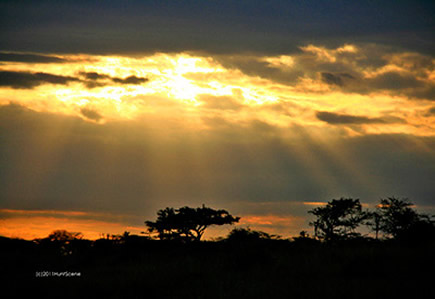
[1,1,434,239]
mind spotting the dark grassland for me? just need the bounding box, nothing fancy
[1,236,433,298]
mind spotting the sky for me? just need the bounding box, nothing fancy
[0,0,434,240]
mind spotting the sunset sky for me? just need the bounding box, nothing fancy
[1,1,434,240]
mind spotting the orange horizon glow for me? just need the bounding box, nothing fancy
[0,208,145,240]
[0,216,145,241]
[240,214,304,226]
[0,208,309,240]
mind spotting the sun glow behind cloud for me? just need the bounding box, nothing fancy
[0,47,433,136]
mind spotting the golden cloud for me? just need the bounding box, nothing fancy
[0,48,433,137]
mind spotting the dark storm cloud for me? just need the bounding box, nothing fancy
[78,72,148,88]
[368,71,425,91]
[329,71,435,101]
[0,71,79,89]
[316,111,405,125]
[0,1,433,55]
[78,72,110,88]
[111,75,148,85]
[317,51,435,100]
[213,52,360,89]
[213,55,303,86]
[353,71,435,101]
[0,103,433,218]
[412,86,435,101]
[0,52,67,63]
[321,73,343,86]
[425,107,435,116]
[79,72,111,81]
[320,72,354,87]
[212,49,433,101]
[80,107,102,121]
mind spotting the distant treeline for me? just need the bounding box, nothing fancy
[8,196,435,245]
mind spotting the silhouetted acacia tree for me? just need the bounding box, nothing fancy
[145,205,240,241]
[309,198,367,241]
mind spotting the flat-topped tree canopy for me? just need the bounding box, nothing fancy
[145,205,240,241]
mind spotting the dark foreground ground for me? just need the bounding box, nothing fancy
[1,236,434,298]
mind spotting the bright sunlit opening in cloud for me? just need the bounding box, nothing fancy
[0,49,433,136]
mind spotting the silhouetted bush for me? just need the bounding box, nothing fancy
[226,227,279,242]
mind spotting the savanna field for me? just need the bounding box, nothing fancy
[2,235,434,298]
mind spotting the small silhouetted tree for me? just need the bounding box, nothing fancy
[377,197,418,239]
[369,197,435,241]
[365,210,382,240]
[308,198,367,241]
[145,205,240,241]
